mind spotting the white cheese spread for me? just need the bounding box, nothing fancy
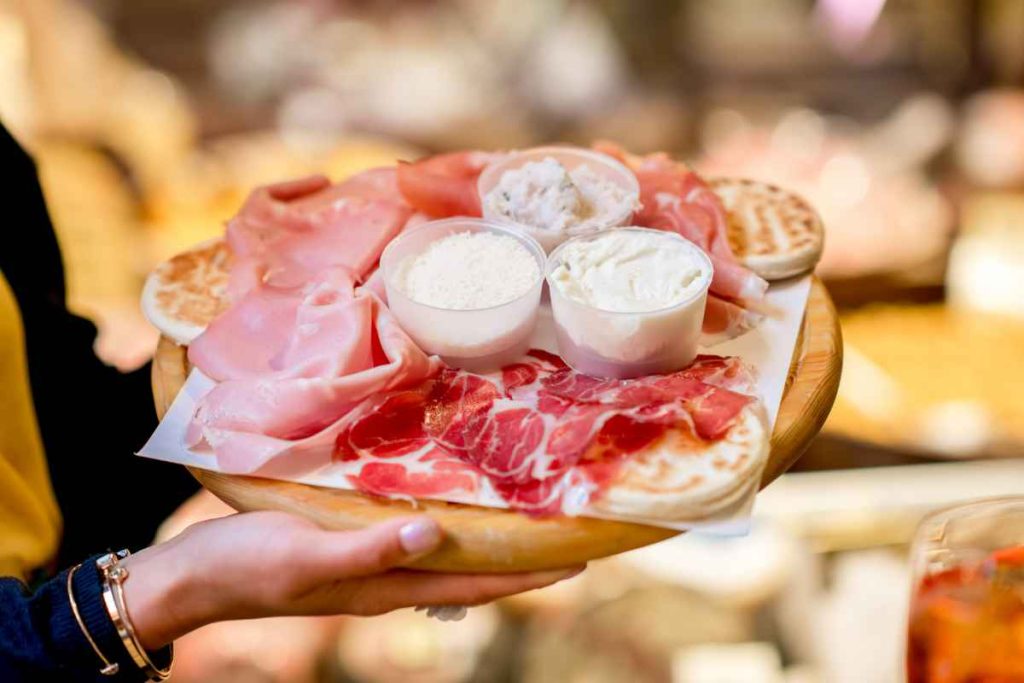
[546,228,712,375]
[549,229,710,312]
[484,157,635,234]
[396,231,541,309]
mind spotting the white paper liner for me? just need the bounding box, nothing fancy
[140,277,812,533]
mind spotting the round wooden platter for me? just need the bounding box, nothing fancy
[152,277,841,573]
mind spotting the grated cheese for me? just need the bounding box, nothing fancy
[396,231,540,309]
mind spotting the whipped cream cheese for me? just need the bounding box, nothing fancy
[546,228,713,377]
[549,229,710,312]
[484,157,635,234]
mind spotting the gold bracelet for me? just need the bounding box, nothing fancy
[97,551,173,682]
[66,564,120,676]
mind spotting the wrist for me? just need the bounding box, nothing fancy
[120,539,209,650]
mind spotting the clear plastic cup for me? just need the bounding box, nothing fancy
[477,146,640,253]
[381,218,545,372]
[545,228,713,379]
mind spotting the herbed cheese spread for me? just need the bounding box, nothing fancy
[484,157,635,234]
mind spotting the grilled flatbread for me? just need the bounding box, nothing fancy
[587,404,769,520]
[141,238,232,345]
[711,178,824,281]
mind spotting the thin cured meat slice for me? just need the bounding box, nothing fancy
[329,350,756,515]
[183,168,437,474]
[396,151,505,218]
[295,167,405,205]
[188,268,369,382]
[592,143,732,257]
[594,142,768,305]
[349,458,481,499]
[225,171,412,299]
[526,356,755,441]
[646,193,769,302]
[702,294,762,342]
[186,273,442,473]
[185,277,304,381]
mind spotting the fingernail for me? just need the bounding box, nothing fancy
[399,518,442,555]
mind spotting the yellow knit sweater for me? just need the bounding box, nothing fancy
[0,272,61,580]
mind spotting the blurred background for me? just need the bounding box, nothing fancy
[3,0,1024,680]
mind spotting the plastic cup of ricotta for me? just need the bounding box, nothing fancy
[477,146,640,253]
[381,218,545,372]
[545,228,714,379]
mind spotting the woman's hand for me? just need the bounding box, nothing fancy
[120,512,581,650]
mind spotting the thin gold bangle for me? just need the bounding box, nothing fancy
[97,552,172,682]
[66,564,119,676]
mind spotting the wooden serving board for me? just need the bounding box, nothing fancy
[152,277,841,573]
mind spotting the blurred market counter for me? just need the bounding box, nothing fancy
[756,459,1024,552]
[821,303,1024,458]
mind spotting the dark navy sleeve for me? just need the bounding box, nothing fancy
[0,555,172,683]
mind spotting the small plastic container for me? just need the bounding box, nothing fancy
[477,146,640,253]
[381,218,545,372]
[545,228,714,379]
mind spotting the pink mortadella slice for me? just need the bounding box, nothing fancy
[186,265,441,474]
[224,169,413,300]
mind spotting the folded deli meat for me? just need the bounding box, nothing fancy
[153,145,773,519]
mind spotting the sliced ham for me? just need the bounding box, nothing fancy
[396,151,504,218]
[702,294,762,342]
[225,171,412,299]
[189,268,368,382]
[594,142,769,305]
[186,267,441,472]
[299,167,405,205]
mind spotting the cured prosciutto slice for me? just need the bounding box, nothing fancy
[335,350,756,514]
[226,170,412,299]
[186,267,441,473]
[593,142,769,306]
[703,295,763,343]
[396,151,504,218]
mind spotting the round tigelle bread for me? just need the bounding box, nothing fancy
[710,177,824,281]
[587,403,769,520]
[141,238,232,345]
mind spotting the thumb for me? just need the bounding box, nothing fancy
[295,516,443,583]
